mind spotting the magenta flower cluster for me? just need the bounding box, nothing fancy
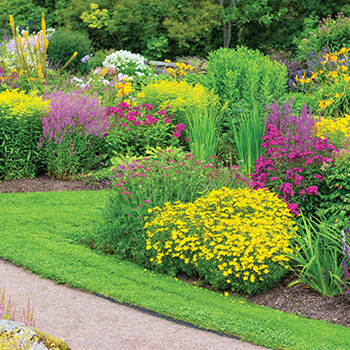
[252,124,338,214]
[105,103,185,138]
[252,99,338,215]
[104,102,186,157]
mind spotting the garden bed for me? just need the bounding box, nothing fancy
[1,177,349,329]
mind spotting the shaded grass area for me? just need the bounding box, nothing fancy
[0,191,349,350]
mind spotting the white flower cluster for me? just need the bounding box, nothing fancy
[102,50,153,77]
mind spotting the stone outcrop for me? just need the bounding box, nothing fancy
[0,320,70,350]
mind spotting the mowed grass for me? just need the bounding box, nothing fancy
[0,190,349,350]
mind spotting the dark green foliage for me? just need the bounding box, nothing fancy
[295,13,350,59]
[0,0,49,34]
[47,27,92,73]
[57,0,222,59]
[317,143,350,231]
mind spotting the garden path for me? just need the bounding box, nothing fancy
[0,260,271,350]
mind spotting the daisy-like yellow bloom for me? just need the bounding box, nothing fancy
[145,187,296,294]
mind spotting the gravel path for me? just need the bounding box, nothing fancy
[0,260,270,350]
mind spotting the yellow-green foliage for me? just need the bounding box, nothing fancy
[0,89,49,119]
[314,113,350,148]
[0,89,49,179]
[140,80,217,126]
[145,187,296,295]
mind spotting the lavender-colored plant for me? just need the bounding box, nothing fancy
[266,97,317,145]
[40,89,111,179]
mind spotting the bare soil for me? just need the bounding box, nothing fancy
[1,176,349,331]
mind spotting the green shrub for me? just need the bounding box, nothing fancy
[87,49,115,71]
[199,46,288,116]
[47,27,92,73]
[0,89,49,180]
[317,140,350,231]
[145,187,296,295]
[196,46,287,163]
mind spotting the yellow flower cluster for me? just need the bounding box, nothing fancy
[0,89,49,121]
[164,60,193,78]
[116,81,135,98]
[295,47,350,116]
[314,113,350,146]
[145,187,296,290]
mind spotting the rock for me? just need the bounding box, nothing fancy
[0,319,70,350]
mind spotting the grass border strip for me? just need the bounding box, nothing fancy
[0,257,242,342]
[92,291,242,341]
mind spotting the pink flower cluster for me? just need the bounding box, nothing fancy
[252,124,338,215]
[105,103,185,137]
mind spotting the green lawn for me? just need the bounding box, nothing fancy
[0,190,349,350]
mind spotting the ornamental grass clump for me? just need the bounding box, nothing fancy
[145,187,296,295]
[88,150,247,262]
[39,89,110,179]
[105,102,184,157]
[0,89,49,180]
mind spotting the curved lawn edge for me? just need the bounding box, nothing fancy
[0,191,349,350]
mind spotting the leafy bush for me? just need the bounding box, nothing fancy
[0,89,49,180]
[145,187,296,295]
[140,79,218,128]
[47,27,92,73]
[317,140,350,231]
[87,48,115,71]
[198,46,288,116]
[252,100,338,217]
[64,0,221,59]
[40,89,110,179]
[85,150,247,261]
[295,13,350,59]
[104,102,185,157]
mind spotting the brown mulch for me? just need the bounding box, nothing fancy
[0,175,101,193]
[1,176,349,329]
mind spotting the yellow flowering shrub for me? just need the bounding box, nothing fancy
[140,79,216,126]
[0,89,49,179]
[314,113,350,147]
[144,187,297,295]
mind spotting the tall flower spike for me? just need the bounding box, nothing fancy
[41,12,48,78]
[59,52,78,73]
